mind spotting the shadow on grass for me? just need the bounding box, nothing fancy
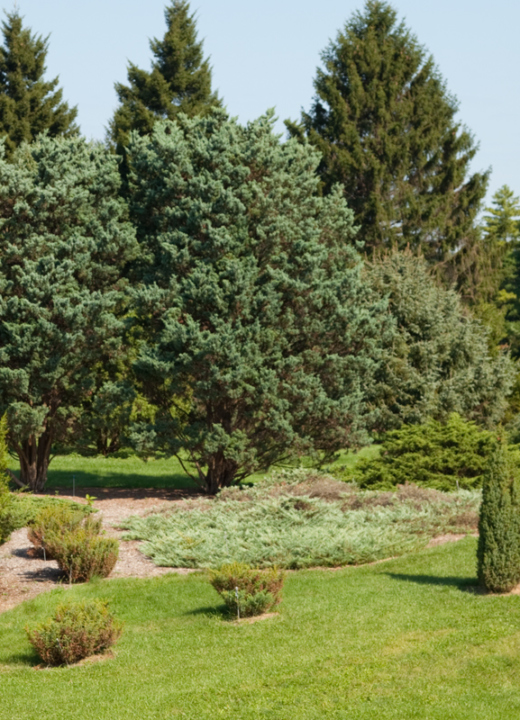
[387,573,479,592]
[44,470,197,491]
[1,650,41,667]
[184,604,228,619]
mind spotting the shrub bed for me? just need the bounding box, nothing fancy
[122,470,480,569]
[28,504,98,557]
[46,526,119,583]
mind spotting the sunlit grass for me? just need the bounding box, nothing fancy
[2,539,520,719]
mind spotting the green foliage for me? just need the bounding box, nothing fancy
[0,11,77,159]
[287,0,487,279]
[27,504,97,557]
[351,414,496,491]
[0,134,137,491]
[26,600,123,666]
[128,109,389,492]
[209,562,284,617]
[0,414,12,542]
[45,525,119,583]
[477,442,520,593]
[109,0,220,174]
[122,471,480,569]
[366,251,515,430]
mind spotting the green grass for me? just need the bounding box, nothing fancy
[6,446,382,492]
[2,539,520,719]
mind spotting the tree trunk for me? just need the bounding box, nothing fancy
[18,430,53,492]
[205,454,239,494]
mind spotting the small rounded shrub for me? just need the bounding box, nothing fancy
[209,562,284,617]
[45,527,119,583]
[26,600,123,666]
[28,504,95,557]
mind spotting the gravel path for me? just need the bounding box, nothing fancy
[0,488,201,614]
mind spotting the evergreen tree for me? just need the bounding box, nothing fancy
[287,1,488,271]
[366,250,515,430]
[128,110,389,493]
[477,441,520,593]
[109,0,220,157]
[0,11,77,158]
[0,135,137,491]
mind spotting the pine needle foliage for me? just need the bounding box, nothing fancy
[0,135,137,491]
[0,11,77,159]
[109,0,220,162]
[287,1,488,270]
[351,414,495,491]
[477,441,520,593]
[128,109,389,493]
[366,250,515,430]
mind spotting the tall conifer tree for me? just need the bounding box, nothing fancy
[0,11,77,158]
[109,0,220,156]
[287,1,488,272]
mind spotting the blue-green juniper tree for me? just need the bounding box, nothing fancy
[128,109,389,493]
[0,135,137,491]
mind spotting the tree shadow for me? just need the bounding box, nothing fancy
[387,573,480,593]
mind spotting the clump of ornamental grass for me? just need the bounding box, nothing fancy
[477,441,520,593]
[209,562,284,618]
[26,600,123,666]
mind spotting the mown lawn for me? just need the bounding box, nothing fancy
[6,445,381,492]
[2,538,520,719]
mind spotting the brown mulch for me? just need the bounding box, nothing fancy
[0,488,203,615]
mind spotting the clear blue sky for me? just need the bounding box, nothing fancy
[3,0,519,202]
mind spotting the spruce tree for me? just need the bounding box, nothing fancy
[0,135,137,491]
[477,441,520,593]
[0,11,77,159]
[128,110,388,493]
[287,1,488,269]
[109,0,220,157]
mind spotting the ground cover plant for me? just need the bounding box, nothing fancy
[121,470,480,569]
[3,540,520,719]
[25,600,123,666]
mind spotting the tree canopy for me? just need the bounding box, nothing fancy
[127,109,389,492]
[0,11,77,159]
[287,0,488,274]
[0,135,137,491]
[109,0,220,158]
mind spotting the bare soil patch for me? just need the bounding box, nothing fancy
[0,488,202,614]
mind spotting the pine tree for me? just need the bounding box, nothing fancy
[477,441,520,593]
[0,135,137,491]
[366,250,515,430]
[108,0,220,157]
[287,1,488,269]
[0,11,77,159]
[127,110,389,493]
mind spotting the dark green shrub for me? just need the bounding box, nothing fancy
[350,414,495,491]
[477,442,520,593]
[0,414,14,544]
[46,527,119,583]
[209,562,284,617]
[26,600,123,666]
[27,504,96,557]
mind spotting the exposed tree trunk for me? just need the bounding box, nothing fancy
[205,454,239,494]
[17,430,53,492]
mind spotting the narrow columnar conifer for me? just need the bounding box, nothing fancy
[128,109,390,493]
[477,441,520,593]
[0,11,77,158]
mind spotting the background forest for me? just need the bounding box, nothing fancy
[0,0,518,495]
